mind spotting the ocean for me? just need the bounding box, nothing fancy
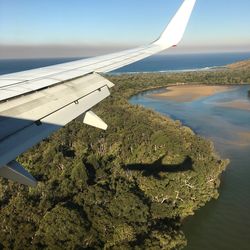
[0,52,250,75]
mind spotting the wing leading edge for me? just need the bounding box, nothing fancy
[0,0,196,186]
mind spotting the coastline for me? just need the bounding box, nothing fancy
[108,65,226,76]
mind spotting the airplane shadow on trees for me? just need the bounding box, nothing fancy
[123,155,194,179]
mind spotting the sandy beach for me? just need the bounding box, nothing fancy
[151,84,232,102]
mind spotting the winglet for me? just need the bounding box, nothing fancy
[153,0,196,49]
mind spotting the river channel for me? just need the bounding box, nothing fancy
[130,85,250,250]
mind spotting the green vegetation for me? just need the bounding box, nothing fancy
[1,61,249,249]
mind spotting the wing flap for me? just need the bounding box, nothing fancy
[0,81,111,168]
[0,161,37,187]
[0,73,113,141]
[83,111,108,130]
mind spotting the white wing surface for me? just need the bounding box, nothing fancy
[0,0,196,186]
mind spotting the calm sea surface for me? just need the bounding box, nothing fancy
[1,52,250,75]
[1,53,250,249]
[130,86,250,250]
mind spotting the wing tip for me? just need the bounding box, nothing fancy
[153,0,196,48]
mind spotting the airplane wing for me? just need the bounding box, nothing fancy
[0,0,196,186]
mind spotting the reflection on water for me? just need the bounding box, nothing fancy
[130,85,250,250]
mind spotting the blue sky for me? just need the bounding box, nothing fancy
[0,0,250,58]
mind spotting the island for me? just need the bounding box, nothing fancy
[0,60,249,249]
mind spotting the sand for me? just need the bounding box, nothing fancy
[151,84,232,102]
[217,100,250,111]
[217,131,250,147]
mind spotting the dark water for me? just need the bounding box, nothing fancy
[130,86,250,250]
[0,57,83,75]
[1,52,250,75]
[114,52,250,73]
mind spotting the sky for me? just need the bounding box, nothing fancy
[0,0,250,58]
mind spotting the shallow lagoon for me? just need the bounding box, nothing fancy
[130,85,250,250]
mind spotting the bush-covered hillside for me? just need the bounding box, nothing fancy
[1,61,248,249]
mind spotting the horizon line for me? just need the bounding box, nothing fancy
[1,50,250,60]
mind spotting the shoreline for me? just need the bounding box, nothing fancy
[108,65,227,76]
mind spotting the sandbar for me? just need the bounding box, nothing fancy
[217,100,250,111]
[151,84,232,102]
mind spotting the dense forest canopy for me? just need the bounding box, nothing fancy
[0,60,249,249]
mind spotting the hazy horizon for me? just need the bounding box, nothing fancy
[1,44,250,59]
[1,0,250,59]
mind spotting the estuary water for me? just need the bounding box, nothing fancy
[130,85,250,250]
